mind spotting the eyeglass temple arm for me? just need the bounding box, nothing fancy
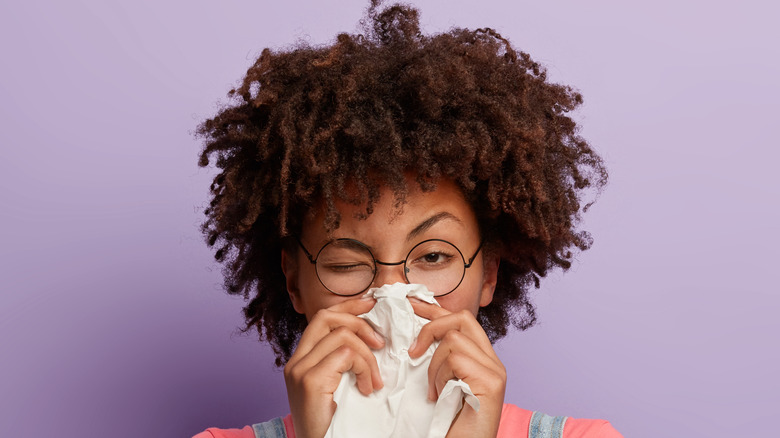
[295,237,317,264]
[464,240,485,268]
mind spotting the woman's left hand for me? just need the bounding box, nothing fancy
[408,300,506,438]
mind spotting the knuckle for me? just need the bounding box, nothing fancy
[441,329,465,344]
[445,353,460,369]
[485,370,507,392]
[335,344,355,358]
[283,362,302,382]
[446,350,468,367]
[332,325,350,335]
[456,309,475,322]
[300,370,321,388]
[331,325,355,340]
[312,308,334,321]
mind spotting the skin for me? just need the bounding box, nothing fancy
[281,176,506,438]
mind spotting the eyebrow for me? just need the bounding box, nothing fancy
[406,212,462,241]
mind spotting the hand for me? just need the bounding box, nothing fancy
[408,300,506,438]
[283,298,385,438]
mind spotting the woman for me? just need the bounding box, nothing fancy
[193,1,620,437]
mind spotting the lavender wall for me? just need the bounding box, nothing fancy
[1,1,777,436]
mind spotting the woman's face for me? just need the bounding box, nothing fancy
[282,177,498,321]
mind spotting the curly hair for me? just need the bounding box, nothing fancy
[197,1,607,366]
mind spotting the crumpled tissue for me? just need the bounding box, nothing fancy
[324,282,480,438]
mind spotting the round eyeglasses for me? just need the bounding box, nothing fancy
[296,238,483,297]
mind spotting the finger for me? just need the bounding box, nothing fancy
[426,330,499,395]
[408,309,494,358]
[296,306,384,357]
[296,326,384,390]
[318,344,377,396]
[430,350,469,401]
[329,295,378,315]
[409,298,451,320]
[430,351,503,401]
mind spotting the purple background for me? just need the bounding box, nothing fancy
[1,1,778,436]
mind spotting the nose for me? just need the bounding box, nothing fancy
[371,260,408,288]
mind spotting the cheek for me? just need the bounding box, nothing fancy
[436,276,483,316]
[296,270,360,319]
[303,294,361,321]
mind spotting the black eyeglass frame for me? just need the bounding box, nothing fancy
[296,237,484,297]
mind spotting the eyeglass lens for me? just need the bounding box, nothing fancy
[314,239,467,296]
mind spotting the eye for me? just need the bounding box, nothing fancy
[422,252,447,263]
[322,262,373,273]
[413,251,455,268]
[407,240,462,271]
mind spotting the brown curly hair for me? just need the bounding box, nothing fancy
[196,1,607,366]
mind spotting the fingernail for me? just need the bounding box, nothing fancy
[374,331,385,344]
[409,339,417,352]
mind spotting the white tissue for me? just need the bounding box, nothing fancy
[324,283,480,438]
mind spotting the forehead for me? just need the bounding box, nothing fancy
[301,178,480,247]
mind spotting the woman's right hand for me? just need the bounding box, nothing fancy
[283,297,385,438]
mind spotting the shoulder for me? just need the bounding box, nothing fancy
[497,403,535,435]
[498,404,623,438]
[192,415,295,438]
[562,416,623,438]
[191,426,255,438]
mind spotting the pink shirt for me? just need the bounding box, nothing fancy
[193,404,622,438]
